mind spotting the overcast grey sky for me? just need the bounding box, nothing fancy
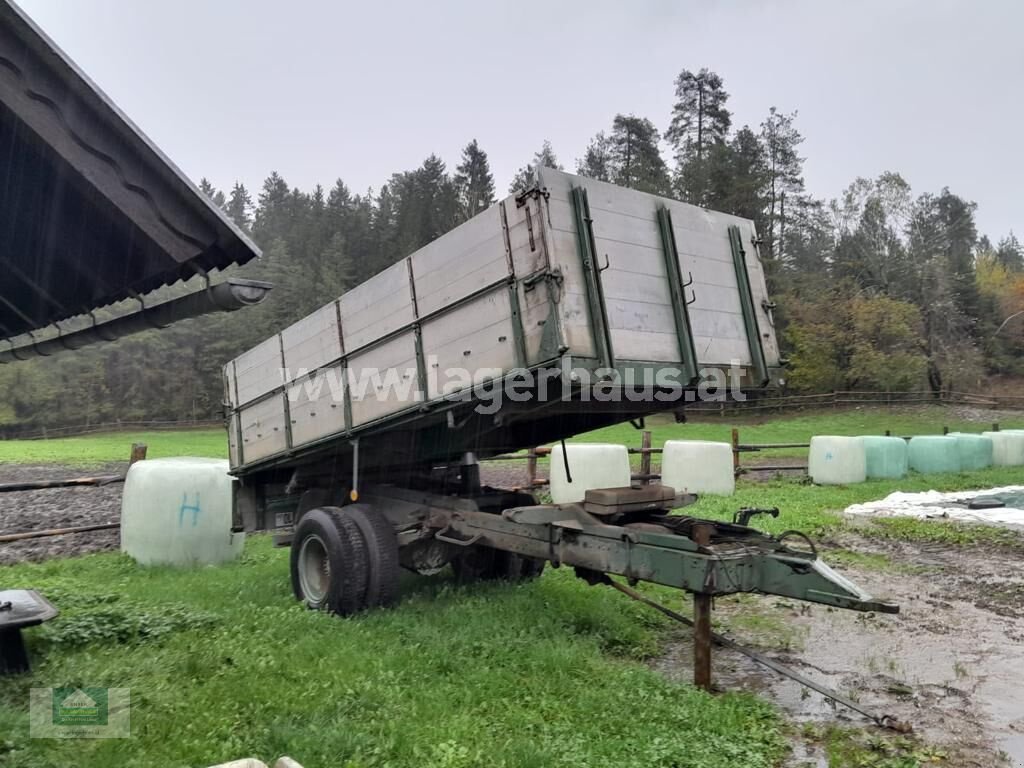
[18,0,1023,241]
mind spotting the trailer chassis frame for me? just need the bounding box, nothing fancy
[346,482,898,690]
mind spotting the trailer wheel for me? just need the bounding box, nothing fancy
[511,553,546,580]
[343,504,401,608]
[451,547,545,583]
[290,507,369,615]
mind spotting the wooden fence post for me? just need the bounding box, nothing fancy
[640,430,652,484]
[731,428,740,475]
[526,447,538,489]
[129,443,148,465]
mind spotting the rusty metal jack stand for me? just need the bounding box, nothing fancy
[691,521,715,691]
[692,593,713,691]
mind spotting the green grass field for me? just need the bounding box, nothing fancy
[0,428,228,465]
[2,404,1019,468]
[580,405,1024,459]
[1,546,785,768]
[2,406,1023,766]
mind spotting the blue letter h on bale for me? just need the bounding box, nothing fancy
[179,493,201,527]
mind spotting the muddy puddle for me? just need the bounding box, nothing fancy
[652,533,1024,767]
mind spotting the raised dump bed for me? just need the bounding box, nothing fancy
[217,173,896,693]
[224,169,782,479]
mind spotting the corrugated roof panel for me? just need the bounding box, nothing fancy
[0,0,261,341]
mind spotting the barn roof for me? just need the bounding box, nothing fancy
[0,0,261,344]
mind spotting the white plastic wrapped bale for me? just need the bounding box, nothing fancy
[808,436,866,485]
[983,431,1024,467]
[862,436,908,479]
[660,440,735,496]
[946,433,994,471]
[907,436,961,474]
[549,443,631,504]
[121,458,245,566]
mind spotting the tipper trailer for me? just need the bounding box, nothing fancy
[224,168,896,688]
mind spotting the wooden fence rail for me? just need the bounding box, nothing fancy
[2,389,1020,442]
[1,419,222,441]
[491,420,1011,488]
[686,389,1024,416]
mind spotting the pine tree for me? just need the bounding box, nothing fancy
[225,183,253,230]
[761,107,806,259]
[198,178,226,209]
[906,193,981,392]
[454,139,496,220]
[391,156,459,256]
[253,172,292,242]
[371,184,399,280]
[607,115,671,195]
[326,180,352,231]
[336,192,375,282]
[576,132,613,181]
[705,126,768,224]
[305,184,330,273]
[996,233,1024,272]
[934,188,980,323]
[509,140,562,194]
[319,231,355,300]
[666,68,731,204]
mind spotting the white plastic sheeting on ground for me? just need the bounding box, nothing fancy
[845,486,1024,528]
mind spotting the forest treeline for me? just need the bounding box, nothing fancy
[1,67,1022,431]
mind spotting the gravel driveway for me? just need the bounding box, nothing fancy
[0,463,126,565]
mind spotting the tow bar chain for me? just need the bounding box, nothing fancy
[605,578,913,734]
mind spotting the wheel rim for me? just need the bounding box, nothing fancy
[298,533,331,604]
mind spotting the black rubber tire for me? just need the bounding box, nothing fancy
[451,547,545,583]
[290,507,369,615]
[450,545,499,583]
[343,504,401,608]
[510,552,546,580]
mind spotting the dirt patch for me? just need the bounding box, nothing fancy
[946,405,1024,426]
[480,462,534,491]
[741,456,808,482]
[0,459,545,567]
[0,463,126,565]
[652,535,1024,767]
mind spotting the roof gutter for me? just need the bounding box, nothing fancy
[0,279,272,364]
